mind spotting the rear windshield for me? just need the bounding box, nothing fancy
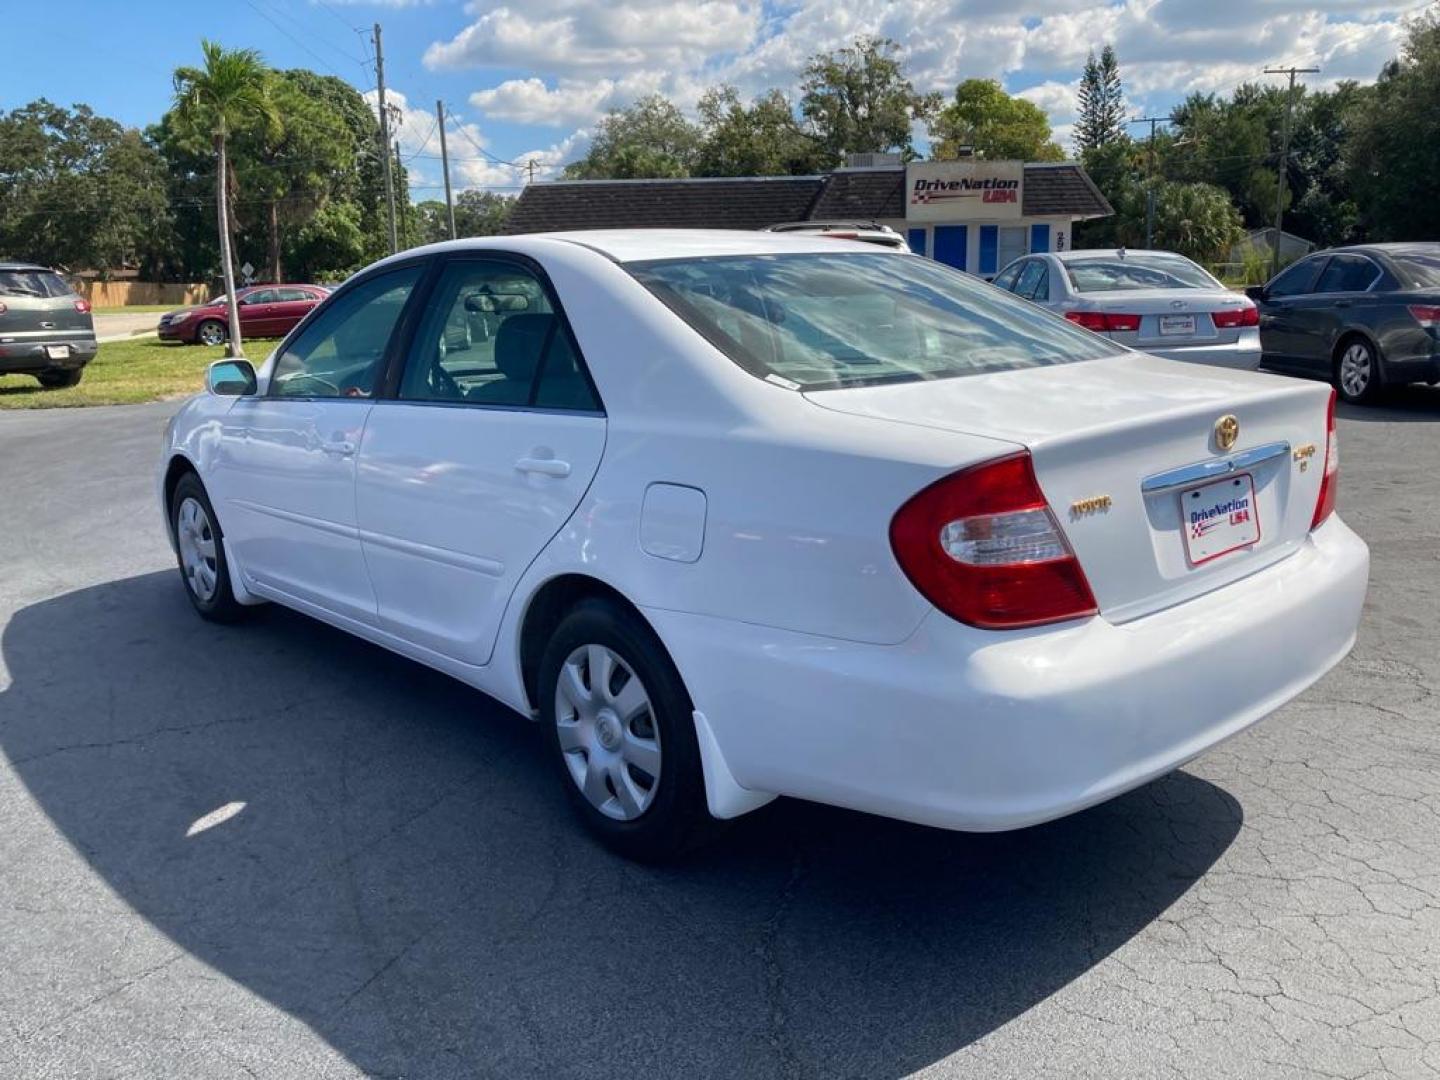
[1065,255,1218,292]
[628,252,1121,391]
[0,269,71,298]
[1392,252,1440,289]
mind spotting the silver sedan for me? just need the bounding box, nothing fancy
[992,249,1262,370]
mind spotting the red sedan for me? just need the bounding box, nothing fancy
[158,284,330,346]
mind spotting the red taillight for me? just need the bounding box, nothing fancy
[1408,304,1440,328]
[890,452,1099,629]
[73,299,91,314]
[1311,389,1338,529]
[1212,304,1259,328]
[1064,311,1140,333]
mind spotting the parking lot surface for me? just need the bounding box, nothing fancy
[1,391,1438,1079]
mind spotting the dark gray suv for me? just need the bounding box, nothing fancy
[0,263,98,389]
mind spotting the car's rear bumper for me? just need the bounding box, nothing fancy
[647,515,1368,832]
[1141,334,1263,370]
[0,337,98,373]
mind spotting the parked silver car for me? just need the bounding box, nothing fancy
[993,249,1261,370]
[0,263,97,388]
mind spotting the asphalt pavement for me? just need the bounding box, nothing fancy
[1,389,1438,1079]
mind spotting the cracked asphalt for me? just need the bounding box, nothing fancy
[1,389,1438,1079]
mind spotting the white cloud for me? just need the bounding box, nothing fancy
[417,0,1418,186]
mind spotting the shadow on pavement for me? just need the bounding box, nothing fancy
[1,572,1243,1079]
[1338,382,1440,422]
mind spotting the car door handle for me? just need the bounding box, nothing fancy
[321,439,356,457]
[516,457,570,478]
[1334,299,1352,308]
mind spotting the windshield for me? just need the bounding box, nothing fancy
[0,269,71,298]
[1065,255,1219,292]
[628,252,1122,391]
[1393,252,1440,289]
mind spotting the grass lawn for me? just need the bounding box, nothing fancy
[91,304,176,315]
[0,337,232,409]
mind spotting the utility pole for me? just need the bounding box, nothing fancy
[437,100,456,239]
[1127,115,1172,249]
[394,139,406,249]
[1264,65,1320,277]
[525,159,537,185]
[373,22,398,254]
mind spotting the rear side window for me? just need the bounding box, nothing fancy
[630,251,1121,391]
[1315,255,1380,293]
[399,259,599,411]
[1015,260,1047,301]
[0,269,71,298]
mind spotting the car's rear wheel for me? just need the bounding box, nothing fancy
[197,319,227,347]
[37,369,82,389]
[1335,337,1383,405]
[538,598,712,861]
[171,473,244,622]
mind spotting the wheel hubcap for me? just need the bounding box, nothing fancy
[554,644,661,821]
[1340,345,1371,397]
[201,324,223,345]
[176,497,219,603]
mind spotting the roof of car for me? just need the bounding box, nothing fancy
[0,262,55,273]
[407,229,894,265]
[1053,248,1195,262]
[1328,242,1439,256]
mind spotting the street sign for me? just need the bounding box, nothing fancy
[239,262,255,285]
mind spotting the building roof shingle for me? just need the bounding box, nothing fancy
[503,163,1112,235]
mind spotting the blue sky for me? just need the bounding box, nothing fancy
[2,0,1425,197]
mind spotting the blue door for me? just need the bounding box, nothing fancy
[906,228,927,257]
[978,226,999,276]
[933,226,967,271]
[1030,223,1051,254]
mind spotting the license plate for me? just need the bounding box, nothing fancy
[1159,314,1196,336]
[44,345,70,360]
[1180,473,1260,564]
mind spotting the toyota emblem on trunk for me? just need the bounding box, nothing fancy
[1214,415,1240,451]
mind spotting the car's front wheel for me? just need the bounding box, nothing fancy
[538,598,712,861]
[1335,337,1383,405]
[171,473,244,622]
[196,319,227,347]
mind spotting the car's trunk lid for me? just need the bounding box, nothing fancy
[0,270,93,340]
[805,353,1332,623]
[1075,287,1251,349]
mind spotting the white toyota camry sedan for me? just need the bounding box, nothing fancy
[159,230,1369,860]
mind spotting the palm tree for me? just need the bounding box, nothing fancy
[172,41,274,358]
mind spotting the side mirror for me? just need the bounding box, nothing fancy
[207,358,257,397]
[1244,285,1267,303]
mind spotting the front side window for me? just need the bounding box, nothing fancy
[1315,255,1380,293]
[243,289,277,305]
[1065,254,1219,292]
[629,252,1122,391]
[270,265,422,399]
[1267,257,1323,297]
[399,259,599,410]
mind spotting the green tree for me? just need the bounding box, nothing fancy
[414,190,513,245]
[1075,46,1126,152]
[694,86,827,176]
[1112,180,1244,261]
[0,100,173,276]
[563,96,701,179]
[232,70,353,283]
[929,79,1065,161]
[798,36,940,165]
[171,41,275,357]
[1344,12,1440,241]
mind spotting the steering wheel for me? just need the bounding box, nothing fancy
[429,358,464,400]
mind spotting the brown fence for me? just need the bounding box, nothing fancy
[75,281,211,307]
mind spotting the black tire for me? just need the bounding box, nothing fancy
[196,319,227,347]
[538,598,713,861]
[1334,335,1384,405]
[170,473,245,623]
[37,368,82,389]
